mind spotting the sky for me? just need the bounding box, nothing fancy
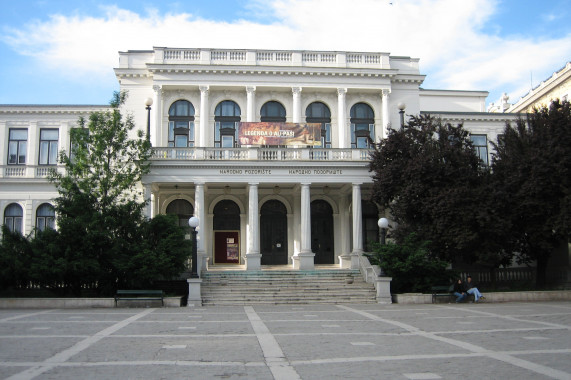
[0,0,570,107]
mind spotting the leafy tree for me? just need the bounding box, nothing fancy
[0,226,32,290]
[491,100,571,287]
[42,91,190,295]
[45,91,152,295]
[369,114,509,268]
[365,233,453,293]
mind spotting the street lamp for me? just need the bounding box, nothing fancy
[377,217,389,276]
[397,102,406,128]
[188,216,200,279]
[145,97,153,141]
[378,217,389,245]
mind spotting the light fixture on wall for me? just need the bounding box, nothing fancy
[323,185,330,195]
[273,185,281,194]
[224,185,231,194]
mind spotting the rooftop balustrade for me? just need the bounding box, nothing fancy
[145,48,395,70]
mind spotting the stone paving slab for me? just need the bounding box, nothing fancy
[0,302,570,380]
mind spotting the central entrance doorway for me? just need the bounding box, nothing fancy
[213,200,240,264]
[311,199,334,264]
[260,200,288,265]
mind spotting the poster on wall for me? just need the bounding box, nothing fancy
[226,243,239,262]
[238,122,321,146]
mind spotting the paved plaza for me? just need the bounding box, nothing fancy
[0,301,570,380]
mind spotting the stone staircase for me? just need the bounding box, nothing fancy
[200,268,377,305]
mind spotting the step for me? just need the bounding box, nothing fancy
[199,269,377,305]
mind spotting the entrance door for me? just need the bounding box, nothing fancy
[311,200,334,264]
[213,200,241,265]
[261,200,288,265]
[214,231,240,264]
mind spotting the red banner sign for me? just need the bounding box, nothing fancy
[238,122,321,146]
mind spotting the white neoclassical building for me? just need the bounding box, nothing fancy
[1,47,517,273]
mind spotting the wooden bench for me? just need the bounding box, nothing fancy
[115,290,164,307]
[431,286,453,303]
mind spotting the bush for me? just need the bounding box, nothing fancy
[365,233,454,293]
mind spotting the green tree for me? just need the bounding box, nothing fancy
[43,91,190,295]
[491,100,571,287]
[365,233,453,293]
[369,114,509,268]
[0,226,32,290]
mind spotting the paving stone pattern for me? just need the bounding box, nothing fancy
[0,302,570,379]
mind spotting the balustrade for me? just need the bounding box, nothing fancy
[150,147,371,162]
[155,48,388,68]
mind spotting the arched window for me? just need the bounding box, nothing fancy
[260,101,286,122]
[36,203,55,231]
[4,203,23,234]
[306,102,331,148]
[166,199,194,228]
[214,101,241,148]
[168,100,195,147]
[350,103,375,148]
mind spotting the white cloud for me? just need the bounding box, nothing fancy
[2,0,570,104]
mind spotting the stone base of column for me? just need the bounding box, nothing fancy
[245,253,262,271]
[376,276,393,304]
[187,278,203,307]
[338,254,352,269]
[350,251,362,270]
[199,251,208,272]
[292,252,315,270]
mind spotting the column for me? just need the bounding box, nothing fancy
[199,85,209,147]
[293,183,315,270]
[382,89,390,139]
[351,183,363,269]
[246,86,256,122]
[292,87,302,123]
[337,88,347,148]
[195,183,208,272]
[246,183,261,270]
[143,183,152,219]
[152,85,162,146]
[338,195,352,269]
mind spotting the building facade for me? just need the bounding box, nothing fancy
[1,47,516,272]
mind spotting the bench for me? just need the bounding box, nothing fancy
[431,286,453,303]
[431,286,476,303]
[115,290,164,307]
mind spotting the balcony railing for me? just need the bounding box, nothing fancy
[1,149,372,179]
[151,147,372,161]
[1,165,62,179]
[155,48,391,69]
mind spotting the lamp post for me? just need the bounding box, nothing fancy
[397,102,406,128]
[377,217,389,276]
[145,97,153,142]
[188,216,200,279]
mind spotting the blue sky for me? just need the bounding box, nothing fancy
[1,0,570,107]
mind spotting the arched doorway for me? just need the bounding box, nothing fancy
[166,199,194,227]
[260,200,288,265]
[311,200,334,264]
[213,200,241,264]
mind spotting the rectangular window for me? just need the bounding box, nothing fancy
[39,129,59,165]
[8,129,28,164]
[4,216,23,233]
[470,135,488,165]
